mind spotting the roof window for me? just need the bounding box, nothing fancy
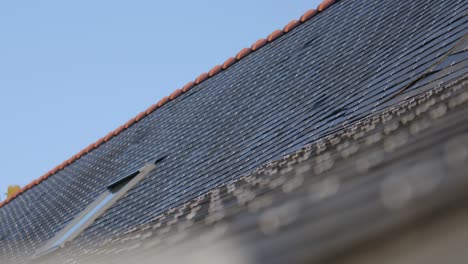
[34,157,165,258]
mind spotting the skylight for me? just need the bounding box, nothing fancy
[49,190,116,250]
[34,159,164,258]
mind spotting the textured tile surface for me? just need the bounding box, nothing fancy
[0,0,467,262]
[39,76,468,264]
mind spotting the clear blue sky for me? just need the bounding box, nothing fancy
[0,0,321,199]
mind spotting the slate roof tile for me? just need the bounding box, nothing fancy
[1,0,467,263]
[37,76,468,263]
[0,0,345,211]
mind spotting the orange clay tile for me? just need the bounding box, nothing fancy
[284,20,300,33]
[72,153,80,161]
[61,160,69,168]
[222,57,237,69]
[170,89,183,100]
[236,48,252,60]
[84,144,95,153]
[76,149,86,159]
[157,96,170,107]
[318,0,336,12]
[209,65,223,77]
[104,131,115,142]
[252,38,267,51]
[94,138,105,148]
[95,138,103,147]
[24,184,33,191]
[195,73,209,84]
[124,118,137,129]
[146,104,158,115]
[0,2,337,207]
[300,9,318,22]
[267,30,284,42]
[114,125,126,136]
[182,81,195,93]
[135,111,147,121]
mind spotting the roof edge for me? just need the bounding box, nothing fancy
[0,0,338,208]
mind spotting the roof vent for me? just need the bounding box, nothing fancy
[7,185,20,199]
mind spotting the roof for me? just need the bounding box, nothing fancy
[1,0,467,262]
[0,0,336,209]
[39,76,468,264]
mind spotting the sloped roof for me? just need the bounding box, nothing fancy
[1,0,467,263]
[0,0,336,209]
[40,76,468,264]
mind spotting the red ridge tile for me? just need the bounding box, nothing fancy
[236,48,252,60]
[170,89,183,100]
[318,0,336,12]
[114,125,125,136]
[93,138,104,149]
[157,96,170,107]
[94,138,105,148]
[146,104,158,115]
[135,111,146,121]
[124,118,137,129]
[72,154,80,161]
[300,9,317,22]
[39,175,48,182]
[84,144,95,153]
[50,167,58,175]
[76,149,86,159]
[209,65,223,77]
[251,38,267,51]
[284,20,300,33]
[195,73,209,84]
[24,183,33,191]
[222,57,237,69]
[267,30,284,42]
[104,131,115,142]
[182,81,195,93]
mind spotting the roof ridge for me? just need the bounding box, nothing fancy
[0,0,338,208]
